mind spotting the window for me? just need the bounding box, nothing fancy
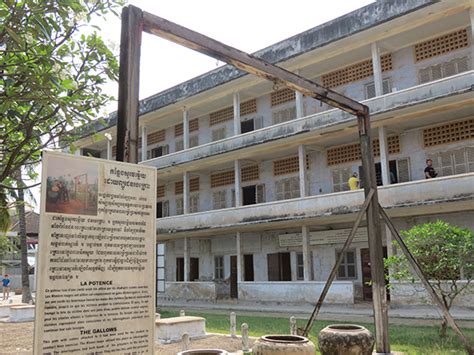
[244,254,254,281]
[190,257,199,282]
[427,147,474,177]
[423,118,474,147]
[419,57,469,84]
[337,250,357,279]
[175,139,184,152]
[212,127,227,141]
[189,194,199,213]
[271,88,295,106]
[365,78,392,99]
[241,117,263,133]
[267,252,291,281]
[176,198,183,215]
[242,184,265,206]
[241,165,259,182]
[156,200,169,218]
[211,170,235,188]
[189,135,199,148]
[176,257,184,281]
[272,106,296,125]
[275,176,300,200]
[149,145,169,159]
[214,256,224,280]
[156,244,165,295]
[212,190,227,209]
[332,167,351,192]
[358,159,411,187]
[296,253,304,280]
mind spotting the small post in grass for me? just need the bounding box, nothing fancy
[290,316,297,335]
[241,323,249,353]
[230,312,237,337]
[180,309,185,317]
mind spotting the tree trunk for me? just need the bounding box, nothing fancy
[440,318,447,338]
[16,179,34,304]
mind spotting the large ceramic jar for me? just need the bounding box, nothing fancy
[252,334,316,355]
[177,350,228,355]
[318,324,374,355]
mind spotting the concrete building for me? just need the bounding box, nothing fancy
[74,0,474,307]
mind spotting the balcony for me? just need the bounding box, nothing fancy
[156,172,474,238]
[142,71,474,176]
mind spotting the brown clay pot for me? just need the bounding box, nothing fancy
[252,334,316,355]
[176,350,228,355]
[318,324,374,355]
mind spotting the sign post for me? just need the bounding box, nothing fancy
[34,151,156,354]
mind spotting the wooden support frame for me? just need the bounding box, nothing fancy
[116,5,471,354]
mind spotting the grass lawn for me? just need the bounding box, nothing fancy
[160,309,473,354]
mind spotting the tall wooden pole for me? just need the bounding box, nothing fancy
[358,112,390,353]
[116,5,143,163]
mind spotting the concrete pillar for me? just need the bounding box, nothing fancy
[181,332,190,351]
[141,125,147,161]
[183,108,189,150]
[241,323,249,352]
[290,316,297,335]
[295,70,304,118]
[236,232,242,282]
[371,42,383,96]
[302,226,311,281]
[234,160,241,207]
[183,237,189,282]
[470,5,474,69]
[183,171,189,214]
[106,139,112,160]
[378,126,390,185]
[230,312,237,337]
[233,92,241,135]
[298,145,308,197]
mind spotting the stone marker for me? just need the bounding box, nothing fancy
[230,312,237,338]
[180,309,186,317]
[156,313,161,319]
[290,316,297,335]
[241,323,249,352]
[182,332,190,351]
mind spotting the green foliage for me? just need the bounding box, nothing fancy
[385,220,473,310]
[0,0,124,189]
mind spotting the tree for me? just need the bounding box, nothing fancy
[1,0,123,301]
[386,221,474,337]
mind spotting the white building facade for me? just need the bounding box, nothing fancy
[74,0,474,307]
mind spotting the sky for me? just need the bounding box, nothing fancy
[31,0,374,211]
[99,0,374,111]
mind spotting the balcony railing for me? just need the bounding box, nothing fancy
[156,172,474,236]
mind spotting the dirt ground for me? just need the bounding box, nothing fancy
[0,321,255,354]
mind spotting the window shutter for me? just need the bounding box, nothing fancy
[256,184,265,203]
[396,158,411,183]
[176,199,183,215]
[382,79,391,94]
[455,56,469,73]
[332,170,341,192]
[175,140,184,152]
[431,64,442,81]
[162,144,169,155]
[212,127,226,141]
[419,67,431,84]
[163,201,169,217]
[190,194,199,213]
[365,83,376,99]
[467,147,474,172]
[272,106,296,125]
[439,151,453,177]
[453,149,467,174]
[443,60,456,77]
[341,168,351,191]
[254,116,264,130]
[231,189,236,207]
[189,135,199,148]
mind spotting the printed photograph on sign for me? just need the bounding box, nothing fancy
[45,155,99,215]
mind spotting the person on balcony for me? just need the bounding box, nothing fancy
[348,172,360,190]
[424,159,438,179]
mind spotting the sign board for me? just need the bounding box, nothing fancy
[279,227,368,247]
[34,151,156,354]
